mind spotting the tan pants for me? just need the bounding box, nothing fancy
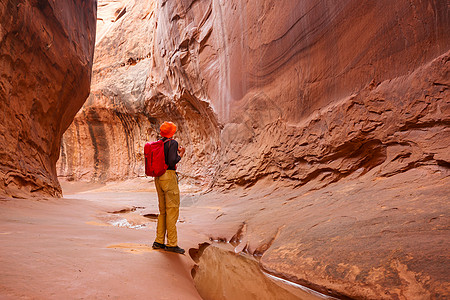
[154,170,180,247]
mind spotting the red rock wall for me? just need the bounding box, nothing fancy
[157,0,449,188]
[197,52,450,299]
[59,0,449,187]
[157,0,449,122]
[0,0,97,197]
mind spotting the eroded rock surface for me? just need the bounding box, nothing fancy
[185,162,449,299]
[57,0,220,184]
[59,0,449,186]
[57,0,449,298]
[0,0,96,197]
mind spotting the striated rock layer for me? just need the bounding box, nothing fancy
[57,0,449,298]
[0,0,97,197]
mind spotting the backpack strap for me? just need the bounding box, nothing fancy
[164,138,172,149]
[163,138,173,159]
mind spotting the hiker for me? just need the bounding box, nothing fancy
[152,121,186,254]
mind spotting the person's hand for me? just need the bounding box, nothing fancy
[178,146,185,157]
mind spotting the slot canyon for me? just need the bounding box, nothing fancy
[1,0,449,299]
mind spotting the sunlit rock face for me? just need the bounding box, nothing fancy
[57,0,221,184]
[0,0,96,197]
[59,0,449,187]
[157,0,449,188]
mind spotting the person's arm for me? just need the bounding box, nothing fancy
[166,140,181,168]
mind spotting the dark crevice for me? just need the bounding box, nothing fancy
[436,160,450,169]
[114,7,126,22]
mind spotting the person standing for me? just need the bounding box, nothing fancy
[152,121,186,254]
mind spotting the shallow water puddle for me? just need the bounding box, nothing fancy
[92,206,185,229]
[88,206,161,229]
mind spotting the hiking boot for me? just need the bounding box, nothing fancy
[165,246,185,254]
[152,242,166,250]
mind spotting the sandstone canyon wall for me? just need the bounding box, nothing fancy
[58,0,449,188]
[0,0,97,197]
[57,0,221,184]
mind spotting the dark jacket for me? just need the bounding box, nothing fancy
[162,137,181,170]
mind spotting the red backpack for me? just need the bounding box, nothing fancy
[144,139,172,177]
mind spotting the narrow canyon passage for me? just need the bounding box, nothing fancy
[0,0,449,299]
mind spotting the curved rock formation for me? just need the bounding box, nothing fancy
[58,0,220,184]
[58,0,449,187]
[0,0,96,197]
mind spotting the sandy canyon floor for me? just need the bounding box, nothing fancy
[0,179,327,300]
[1,166,448,299]
[0,180,204,299]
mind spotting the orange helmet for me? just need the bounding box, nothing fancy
[160,121,177,138]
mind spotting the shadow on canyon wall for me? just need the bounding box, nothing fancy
[0,0,97,197]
